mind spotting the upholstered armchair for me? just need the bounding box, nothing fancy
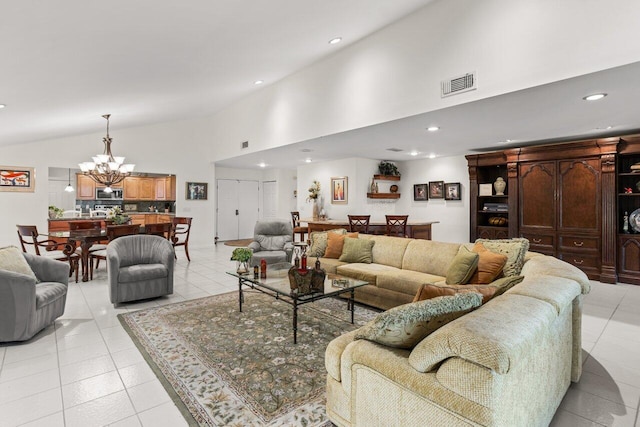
[0,248,69,342]
[107,235,175,305]
[248,220,294,266]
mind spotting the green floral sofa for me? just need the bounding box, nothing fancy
[324,246,591,427]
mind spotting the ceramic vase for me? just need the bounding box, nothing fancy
[494,177,506,195]
[312,199,320,220]
[236,261,250,275]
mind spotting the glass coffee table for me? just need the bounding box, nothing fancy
[227,262,368,344]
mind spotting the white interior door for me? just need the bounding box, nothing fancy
[262,181,277,220]
[216,179,240,241]
[217,179,260,241]
[238,180,260,239]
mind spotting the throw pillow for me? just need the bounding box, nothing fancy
[307,228,347,257]
[339,237,375,263]
[355,292,483,349]
[475,238,530,277]
[413,276,525,304]
[0,246,38,281]
[445,246,479,284]
[468,243,508,284]
[324,232,358,259]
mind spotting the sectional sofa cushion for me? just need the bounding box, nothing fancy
[445,246,479,284]
[358,234,412,268]
[475,238,529,277]
[355,292,483,349]
[307,229,347,257]
[0,245,38,282]
[468,243,508,284]
[376,270,446,296]
[325,232,358,258]
[402,240,462,277]
[336,263,400,286]
[339,237,375,263]
[413,276,525,304]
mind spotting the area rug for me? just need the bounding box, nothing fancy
[118,291,378,426]
[223,239,254,247]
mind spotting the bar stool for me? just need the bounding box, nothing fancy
[348,215,370,233]
[385,215,409,237]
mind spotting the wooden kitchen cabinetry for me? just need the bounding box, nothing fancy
[124,176,176,201]
[76,174,96,200]
[155,176,176,200]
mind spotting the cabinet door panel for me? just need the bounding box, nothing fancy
[519,162,556,230]
[558,159,600,231]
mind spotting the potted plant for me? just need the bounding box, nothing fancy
[107,206,130,225]
[48,205,63,219]
[378,160,401,177]
[231,247,253,274]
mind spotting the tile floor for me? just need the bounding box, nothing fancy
[1,243,640,426]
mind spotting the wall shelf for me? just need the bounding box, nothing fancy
[372,174,401,181]
[367,193,400,199]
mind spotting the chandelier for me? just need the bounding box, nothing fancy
[78,114,134,191]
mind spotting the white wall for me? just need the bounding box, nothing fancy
[0,118,216,248]
[296,155,469,243]
[209,0,640,163]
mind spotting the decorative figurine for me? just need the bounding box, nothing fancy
[623,211,630,234]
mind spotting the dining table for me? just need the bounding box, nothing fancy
[46,229,109,282]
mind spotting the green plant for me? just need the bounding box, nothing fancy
[378,161,400,176]
[107,206,129,224]
[231,247,253,262]
[48,205,63,218]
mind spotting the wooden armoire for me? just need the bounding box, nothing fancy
[467,137,619,283]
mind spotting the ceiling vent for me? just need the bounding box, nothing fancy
[241,141,249,149]
[386,148,403,152]
[441,72,476,98]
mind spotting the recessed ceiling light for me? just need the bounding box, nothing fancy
[427,126,439,132]
[254,80,264,85]
[428,153,436,159]
[497,139,514,144]
[583,93,607,101]
[300,148,313,153]
[409,151,419,156]
[258,162,266,168]
[305,158,312,163]
[328,37,342,45]
[0,104,5,109]
[595,125,613,130]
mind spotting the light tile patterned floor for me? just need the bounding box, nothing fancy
[1,244,640,426]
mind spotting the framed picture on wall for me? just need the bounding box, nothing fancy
[413,184,428,201]
[331,176,348,204]
[444,182,461,200]
[186,182,208,200]
[0,166,35,192]
[428,181,444,199]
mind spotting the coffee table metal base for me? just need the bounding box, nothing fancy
[237,278,356,344]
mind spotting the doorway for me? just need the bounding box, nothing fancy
[216,179,260,241]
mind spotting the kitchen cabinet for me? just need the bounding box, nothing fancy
[124,178,139,200]
[76,174,96,200]
[154,176,176,200]
[138,178,154,200]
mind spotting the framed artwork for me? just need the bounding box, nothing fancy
[444,182,461,200]
[0,166,35,192]
[428,181,444,199]
[331,176,348,204]
[413,184,428,201]
[186,182,208,200]
[479,183,493,196]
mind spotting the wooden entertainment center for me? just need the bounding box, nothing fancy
[467,133,640,285]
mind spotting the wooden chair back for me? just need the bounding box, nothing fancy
[291,211,301,227]
[144,222,173,240]
[385,215,409,237]
[171,217,193,261]
[348,215,371,233]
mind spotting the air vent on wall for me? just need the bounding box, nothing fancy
[241,141,249,149]
[441,72,477,98]
[386,148,403,152]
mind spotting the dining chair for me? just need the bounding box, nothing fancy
[90,223,140,279]
[290,211,308,243]
[144,222,173,240]
[385,215,409,237]
[16,224,80,282]
[171,217,193,261]
[62,209,82,218]
[89,209,108,217]
[347,215,371,234]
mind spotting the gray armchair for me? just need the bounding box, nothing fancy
[107,235,175,305]
[0,252,69,342]
[248,220,294,266]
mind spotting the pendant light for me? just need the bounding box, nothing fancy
[64,168,74,192]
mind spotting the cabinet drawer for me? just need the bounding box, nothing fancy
[520,233,554,250]
[558,235,599,252]
[557,252,600,270]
